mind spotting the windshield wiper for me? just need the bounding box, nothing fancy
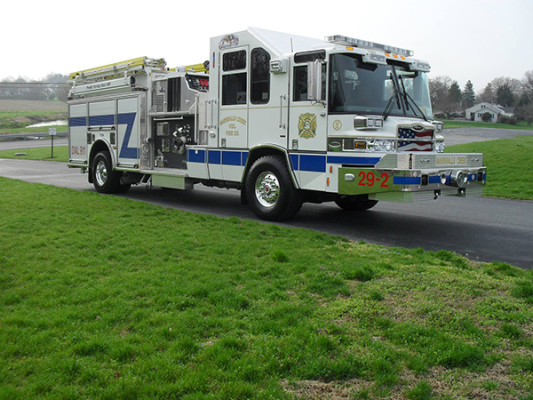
[382,81,401,121]
[398,75,427,121]
[382,94,396,121]
[404,91,428,121]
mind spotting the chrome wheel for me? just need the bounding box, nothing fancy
[254,171,280,208]
[245,155,302,221]
[95,159,108,187]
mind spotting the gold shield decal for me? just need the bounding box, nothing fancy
[298,113,317,139]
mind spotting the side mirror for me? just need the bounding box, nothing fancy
[307,60,325,104]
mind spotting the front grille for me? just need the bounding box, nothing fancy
[397,126,434,152]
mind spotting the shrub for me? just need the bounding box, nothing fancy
[482,112,493,122]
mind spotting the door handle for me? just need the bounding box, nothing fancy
[279,94,286,129]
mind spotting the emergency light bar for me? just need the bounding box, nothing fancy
[326,35,414,58]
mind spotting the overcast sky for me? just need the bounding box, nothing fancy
[2,0,532,93]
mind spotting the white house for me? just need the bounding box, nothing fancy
[465,102,514,123]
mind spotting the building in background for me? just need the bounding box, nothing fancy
[465,102,514,122]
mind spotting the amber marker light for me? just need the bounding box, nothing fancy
[355,141,367,149]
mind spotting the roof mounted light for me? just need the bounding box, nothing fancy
[363,52,387,65]
[326,35,414,58]
[410,60,431,72]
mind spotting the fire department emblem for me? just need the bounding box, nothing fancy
[298,113,317,139]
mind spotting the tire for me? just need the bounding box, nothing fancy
[335,195,378,211]
[245,155,302,221]
[91,151,130,194]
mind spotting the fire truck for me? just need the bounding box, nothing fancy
[67,28,486,221]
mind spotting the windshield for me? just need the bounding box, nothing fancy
[328,53,433,119]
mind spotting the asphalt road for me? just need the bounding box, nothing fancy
[441,127,533,145]
[1,154,532,269]
[0,137,68,150]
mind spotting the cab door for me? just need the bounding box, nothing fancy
[288,56,327,153]
[218,47,249,149]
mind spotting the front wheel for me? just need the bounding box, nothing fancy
[335,195,378,211]
[245,155,302,221]
[92,151,130,194]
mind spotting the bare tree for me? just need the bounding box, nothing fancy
[429,76,453,116]
[522,70,533,99]
[515,103,533,126]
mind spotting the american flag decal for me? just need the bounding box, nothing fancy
[398,127,434,151]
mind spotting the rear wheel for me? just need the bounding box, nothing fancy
[245,155,302,221]
[92,151,130,193]
[335,195,378,211]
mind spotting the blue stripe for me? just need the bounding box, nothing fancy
[327,155,382,166]
[290,154,299,171]
[188,149,206,163]
[117,113,137,159]
[222,151,241,166]
[90,114,115,126]
[191,150,249,166]
[299,155,326,172]
[208,150,221,164]
[69,116,87,127]
[394,176,421,185]
[468,173,480,182]
[428,175,441,184]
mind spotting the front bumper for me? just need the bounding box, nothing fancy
[338,152,486,202]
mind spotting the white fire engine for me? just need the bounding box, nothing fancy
[67,28,486,221]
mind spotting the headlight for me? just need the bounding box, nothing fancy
[431,121,444,132]
[373,139,394,152]
[435,141,445,153]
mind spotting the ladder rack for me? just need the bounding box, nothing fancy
[69,57,167,82]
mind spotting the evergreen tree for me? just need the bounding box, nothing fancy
[462,80,476,108]
[496,83,515,107]
[517,92,531,107]
[448,81,462,110]
[479,83,495,103]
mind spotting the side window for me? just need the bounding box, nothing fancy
[251,48,270,104]
[222,74,247,105]
[293,66,308,101]
[222,50,247,105]
[223,50,246,71]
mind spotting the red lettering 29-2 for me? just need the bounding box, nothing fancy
[358,171,389,188]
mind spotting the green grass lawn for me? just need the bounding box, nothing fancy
[1,178,531,399]
[0,145,68,162]
[446,136,533,200]
[0,108,67,134]
[443,120,533,131]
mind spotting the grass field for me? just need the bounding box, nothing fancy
[0,100,67,133]
[0,178,531,399]
[446,136,533,200]
[443,120,533,131]
[0,145,68,162]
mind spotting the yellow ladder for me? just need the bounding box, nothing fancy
[69,57,167,81]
